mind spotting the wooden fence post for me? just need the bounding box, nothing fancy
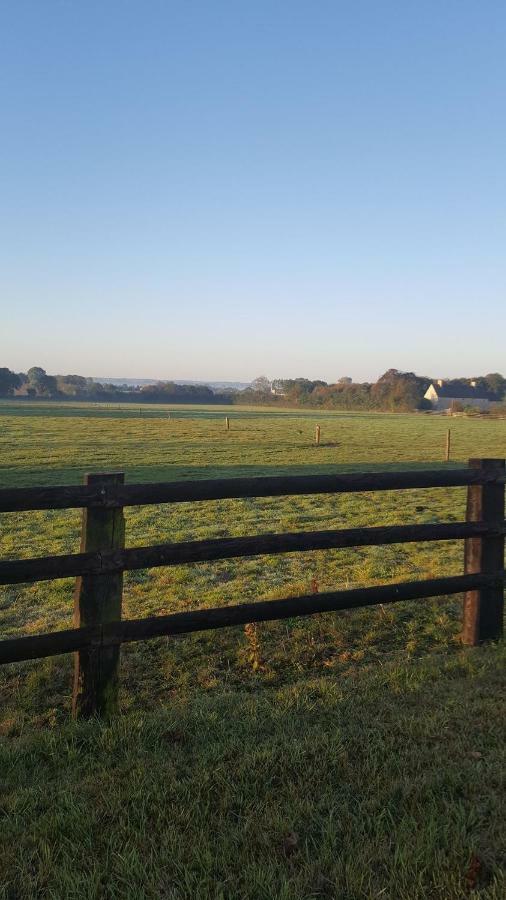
[445,429,451,462]
[462,458,505,645]
[225,416,230,430]
[72,473,125,718]
[315,425,321,445]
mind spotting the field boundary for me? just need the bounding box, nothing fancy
[0,458,504,719]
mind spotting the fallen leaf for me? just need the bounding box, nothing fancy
[465,854,482,890]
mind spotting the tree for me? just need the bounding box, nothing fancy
[372,369,430,411]
[273,378,327,401]
[27,366,57,397]
[377,368,401,382]
[250,376,271,393]
[483,373,506,399]
[0,368,21,396]
[27,366,47,387]
[56,374,88,396]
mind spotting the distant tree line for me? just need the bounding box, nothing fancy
[241,370,506,411]
[137,382,221,403]
[0,367,230,404]
[1,365,505,412]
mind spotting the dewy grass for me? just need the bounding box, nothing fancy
[1,645,505,899]
[0,401,504,896]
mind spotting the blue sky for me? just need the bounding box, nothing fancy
[1,1,505,382]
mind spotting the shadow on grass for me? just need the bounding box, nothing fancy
[0,460,468,488]
[0,645,505,899]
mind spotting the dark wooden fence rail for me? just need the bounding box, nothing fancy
[0,458,504,718]
[0,466,503,512]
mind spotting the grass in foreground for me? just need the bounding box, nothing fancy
[0,403,505,897]
[1,643,505,899]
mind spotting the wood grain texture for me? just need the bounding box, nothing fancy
[463,459,505,644]
[0,521,501,586]
[0,467,504,512]
[72,473,125,719]
[0,572,499,665]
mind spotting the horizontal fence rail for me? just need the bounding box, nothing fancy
[0,521,504,586]
[0,458,504,720]
[0,467,504,512]
[0,573,500,666]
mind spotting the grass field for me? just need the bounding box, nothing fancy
[0,401,505,897]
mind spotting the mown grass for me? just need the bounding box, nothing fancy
[0,401,504,728]
[0,402,504,896]
[1,644,505,898]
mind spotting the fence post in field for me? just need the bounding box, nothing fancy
[315,424,321,445]
[225,416,230,430]
[462,458,505,645]
[72,472,125,718]
[445,429,451,462]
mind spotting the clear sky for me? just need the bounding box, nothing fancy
[1,1,505,383]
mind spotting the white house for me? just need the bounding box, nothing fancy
[424,380,491,411]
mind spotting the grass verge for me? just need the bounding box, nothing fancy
[1,643,505,899]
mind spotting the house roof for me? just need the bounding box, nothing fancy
[432,383,491,400]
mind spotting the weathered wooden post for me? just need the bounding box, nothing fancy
[462,458,505,645]
[73,472,125,718]
[225,416,230,430]
[315,424,321,445]
[445,428,451,462]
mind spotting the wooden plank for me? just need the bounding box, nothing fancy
[0,550,104,584]
[0,466,503,512]
[0,625,98,663]
[463,459,505,644]
[104,573,503,645]
[0,521,501,586]
[0,483,103,512]
[72,473,125,719]
[0,572,498,665]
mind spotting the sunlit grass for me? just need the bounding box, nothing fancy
[0,401,504,730]
[0,402,505,896]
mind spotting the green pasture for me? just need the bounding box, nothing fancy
[0,401,504,897]
[0,400,504,726]
[1,398,505,485]
[1,644,505,899]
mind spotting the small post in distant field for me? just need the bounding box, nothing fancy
[72,472,125,718]
[225,416,230,430]
[462,458,505,645]
[315,424,321,445]
[445,428,451,462]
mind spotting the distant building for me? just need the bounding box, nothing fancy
[270,380,286,396]
[424,379,491,411]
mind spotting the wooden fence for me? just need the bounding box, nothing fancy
[0,458,504,718]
